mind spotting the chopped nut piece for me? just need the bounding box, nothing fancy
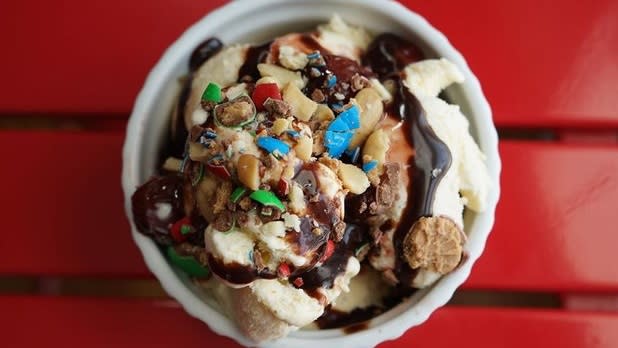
[403,216,465,274]
[362,128,390,172]
[162,157,183,172]
[258,63,305,89]
[350,73,370,91]
[312,130,326,156]
[282,212,301,232]
[318,156,340,172]
[313,104,335,122]
[272,118,289,135]
[278,45,309,70]
[337,163,370,194]
[189,141,213,162]
[348,88,384,149]
[288,182,306,214]
[237,154,261,190]
[256,76,279,85]
[282,83,318,122]
[294,135,313,162]
[310,89,326,103]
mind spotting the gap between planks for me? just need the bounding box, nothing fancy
[0,276,561,308]
[1,115,618,144]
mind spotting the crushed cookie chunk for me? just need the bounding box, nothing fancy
[236,211,250,228]
[318,156,340,172]
[264,98,292,118]
[376,163,401,208]
[253,248,266,272]
[238,196,256,211]
[214,95,256,127]
[200,99,217,112]
[332,221,346,242]
[213,181,233,214]
[213,209,234,232]
[310,89,326,103]
[350,73,370,91]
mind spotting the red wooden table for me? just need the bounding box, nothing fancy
[2,0,617,347]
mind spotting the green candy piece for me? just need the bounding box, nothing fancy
[249,190,286,212]
[230,186,248,203]
[202,82,222,103]
[166,246,210,278]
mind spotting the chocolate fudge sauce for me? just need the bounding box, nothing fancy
[364,34,452,281]
[292,223,369,290]
[238,41,272,82]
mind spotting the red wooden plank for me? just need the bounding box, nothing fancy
[3,296,618,348]
[1,0,617,127]
[380,307,618,348]
[465,141,618,291]
[0,131,149,276]
[3,132,618,292]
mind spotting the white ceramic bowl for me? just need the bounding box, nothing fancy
[122,0,501,347]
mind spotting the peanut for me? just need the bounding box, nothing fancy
[338,163,370,194]
[362,128,390,171]
[282,83,318,122]
[258,63,305,90]
[237,154,261,190]
[294,135,313,162]
[348,88,384,149]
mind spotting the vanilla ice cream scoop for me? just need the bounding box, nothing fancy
[131,15,491,343]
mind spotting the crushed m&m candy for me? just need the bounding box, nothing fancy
[252,83,282,111]
[257,136,291,156]
[202,82,222,103]
[362,160,378,172]
[324,105,361,158]
[324,130,353,158]
[167,246,210,278]
[250,189,286,211]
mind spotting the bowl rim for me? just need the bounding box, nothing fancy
[122,0,502,347]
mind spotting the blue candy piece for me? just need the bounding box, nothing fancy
[326,75,337,88]
[286,130,300,138]
[325,131,353,158]
[307,51,321,60]
[327,116,350,132]
[362,160,378,172]
[345,147,361,162]
[203,129,217,139]
[257,136,290,156]
[338,105,360,129]
[330,103,344,113]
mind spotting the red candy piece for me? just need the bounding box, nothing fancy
[251,83,281,111]
[206,163,231,180]
[277,263,291,278]
[293,277,304,288]
[276,178,289,196]
[320,240,335,262]
[170,216,192,243]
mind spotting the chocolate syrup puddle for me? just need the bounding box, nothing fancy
[238,41,272,82]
